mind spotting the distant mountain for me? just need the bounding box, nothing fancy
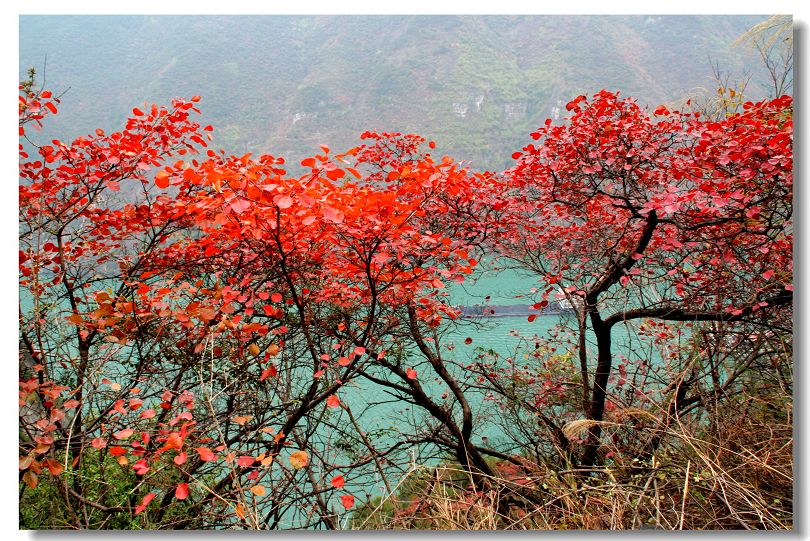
[20,15,774,170]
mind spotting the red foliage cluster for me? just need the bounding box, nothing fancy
[18,84,792,524]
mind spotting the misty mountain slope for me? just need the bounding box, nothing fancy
[20,15,773,170]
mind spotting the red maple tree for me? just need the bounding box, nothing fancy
[498,90,792,465]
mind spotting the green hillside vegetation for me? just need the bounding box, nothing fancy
[20,15,770,170]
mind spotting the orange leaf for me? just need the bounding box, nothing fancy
[234,502,246,520]
[43,458,64,476]
[289,450,308,469]
[164,432,183,451]
[331,475,345,489]
[22,471,38,489]
[250,484,266,496]
[237,455,255,468]
[232,415,253,426]
[326,395,340,408]
[155,170,170,189]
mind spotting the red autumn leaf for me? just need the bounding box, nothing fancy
[331,475,345,489]
[135,492,156,515]
[340,494,355,509]
[464,337,473,345]
[91,438,108,450]
[109,446,127,457]
[326,395,340,408]
[175,482,189,500]
[322,205,344,224]
[174,452,188,465]
[132,458,149,476]
[196,446,216,462]
[230,198,251,214]
[259,364,278,381]
[406,368,417,380]
[353,346,366,356]
[527,314,537,322]
[114,428,134,440]
[237,455,255,467]
[275,195,293,209]
[271,292,282,303]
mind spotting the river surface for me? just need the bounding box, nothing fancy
[342,262,658,499]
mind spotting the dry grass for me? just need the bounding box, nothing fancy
[355,398,792,530]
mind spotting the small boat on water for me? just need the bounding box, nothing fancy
[458,300,575,318]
